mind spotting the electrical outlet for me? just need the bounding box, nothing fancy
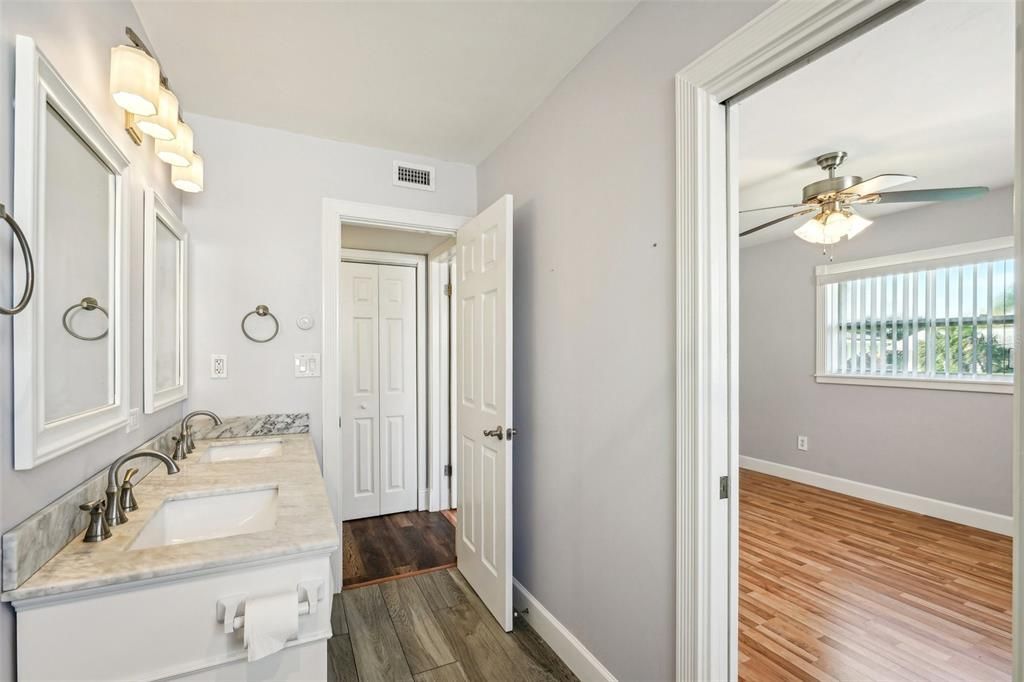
[211,354,228,379]
[294,353,321,378]
[126,408,140,433]
[797,435,809,452]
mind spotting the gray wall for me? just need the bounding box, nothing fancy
[476,2,770,679]
[0,2,186,678]
[181,114,476,460]
[740,187,1014,516]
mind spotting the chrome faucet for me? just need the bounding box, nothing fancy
[175,410,223,459]
[105,449,180,527]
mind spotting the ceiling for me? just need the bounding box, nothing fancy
[738,0,1014,247]
[133,1,637,164]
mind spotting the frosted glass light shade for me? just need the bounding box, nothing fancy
[136,87,179,140]
[110,45,160,116]
[794,210,873,245]
[155,122,193,167]
[844,213,872,239]
[172,152,204,193]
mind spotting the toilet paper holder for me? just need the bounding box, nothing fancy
[216,578,324,634]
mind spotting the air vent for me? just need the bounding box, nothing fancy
[393,161,435,191]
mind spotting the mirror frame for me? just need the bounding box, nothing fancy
[143,189,189,413]
[12,36,131,469]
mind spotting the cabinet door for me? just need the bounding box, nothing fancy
[341,262,381,521]
[377,265,419,515]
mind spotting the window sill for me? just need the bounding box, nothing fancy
[814,374,1014,394]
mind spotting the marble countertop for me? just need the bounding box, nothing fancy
[2,434,338,602]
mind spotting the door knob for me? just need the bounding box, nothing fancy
[506,427,517,441]
[483,426,504,440]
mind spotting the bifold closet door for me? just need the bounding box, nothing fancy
[341,262,382,521]
[376,264,418,515]
[341,261,418,521]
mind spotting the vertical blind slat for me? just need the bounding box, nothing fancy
[987,263,994,374]
[957,266,964,376]
[973,263,981,375]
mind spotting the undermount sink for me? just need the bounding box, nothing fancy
[129,487,279,550]
[198,439,283,463]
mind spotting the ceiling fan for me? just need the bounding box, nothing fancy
[740,151,989,245]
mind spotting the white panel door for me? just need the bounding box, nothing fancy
[340,262,381,521]
[456,195,513,631]
[377,265,419,515]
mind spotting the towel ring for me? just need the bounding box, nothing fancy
[62,297,109,341]
[241,304,279,343]
[1,203,34,316]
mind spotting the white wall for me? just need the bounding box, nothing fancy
[740,187,1014,516]
[0,3,185,678]
[182,115,475,459]
[476,2,770,679]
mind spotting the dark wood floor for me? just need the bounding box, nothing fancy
[740,469,1013,681]
[328,567,578,681]
[344,511,456,588]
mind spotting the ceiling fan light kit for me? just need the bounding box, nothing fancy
[794,205,872,245]
[741,151,989,250]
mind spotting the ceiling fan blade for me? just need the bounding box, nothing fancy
[740,208,816,237]
[740,203,810,214]
[840,173,916,198]
[867,186,990,204]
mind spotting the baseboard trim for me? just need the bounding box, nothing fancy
[512,579,616,682]
[740,455,1013,536]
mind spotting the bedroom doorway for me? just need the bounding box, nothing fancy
[338,229,457,588]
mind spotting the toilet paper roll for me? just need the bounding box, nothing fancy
[243,590,299,662]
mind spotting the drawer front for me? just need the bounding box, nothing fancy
[16,554,333,682]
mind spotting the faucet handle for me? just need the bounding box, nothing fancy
[79,498,105,513]
[79,499,111,543]
[121,467,139,486]
[119,467,140,512]
[172,436,188,461]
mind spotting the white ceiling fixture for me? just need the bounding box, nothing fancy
[738,0,1013,247]
[133,2,637,164]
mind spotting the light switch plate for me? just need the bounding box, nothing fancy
[294,353,321,378]
[211,354,228,379]
[126,408,140,433]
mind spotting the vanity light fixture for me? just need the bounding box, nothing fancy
[135,86,179,141]
[109,44,159,116]
[155,121,194,167]
[172,152,204,193]
[110,28,205,192]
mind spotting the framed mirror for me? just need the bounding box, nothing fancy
[143,189,188,413]
[13,36,130,469]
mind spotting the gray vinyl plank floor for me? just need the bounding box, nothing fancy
[328,568,579,682]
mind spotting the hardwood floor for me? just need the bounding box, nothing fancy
[328,568,578,681]
[344,511,456,588]
[740,469,1013,682]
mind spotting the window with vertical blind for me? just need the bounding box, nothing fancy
[815,237,1015,392]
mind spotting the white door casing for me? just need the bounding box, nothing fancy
[455,195,514,631]
[673,1,914,678]
[340,262,418,520]
[377,265,419,515]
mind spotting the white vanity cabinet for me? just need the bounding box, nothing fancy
[13,552,333,681]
